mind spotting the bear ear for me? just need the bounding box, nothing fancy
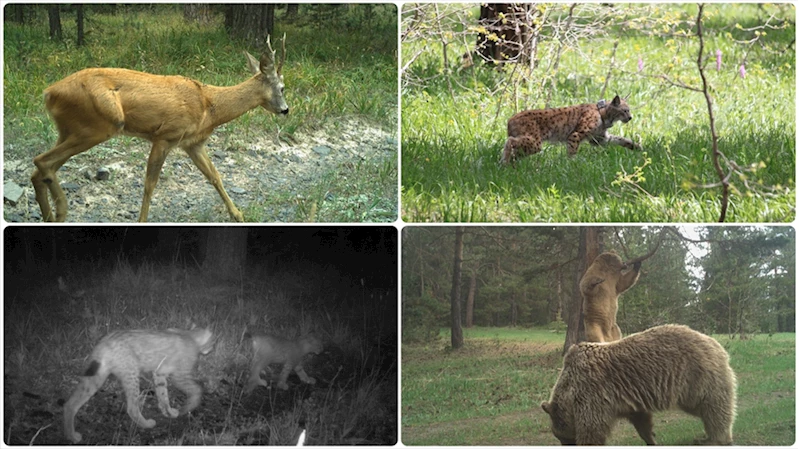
[541,401,552,415]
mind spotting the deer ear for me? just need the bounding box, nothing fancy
[259,53,276,76]
[611,95,621,106]
[245,51,260,75]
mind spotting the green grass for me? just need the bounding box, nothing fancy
[401,4,795,222]
[4,5,397,222]
[402,327,795,445]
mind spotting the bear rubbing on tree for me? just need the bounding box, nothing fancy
[579,251,641,343]
[541,324,737,445]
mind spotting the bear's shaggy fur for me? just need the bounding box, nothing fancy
[579,251,640,343]
[541,324,737,445]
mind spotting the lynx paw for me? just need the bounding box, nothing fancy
[166,406,179,418]
[141,418,156,428]
[278,381,289,390]
[67,431,82,444]
[307,377,316,385]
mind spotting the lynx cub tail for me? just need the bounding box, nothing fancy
[244,333,323,392]
[501,95,641,164]
[63,327,214,443]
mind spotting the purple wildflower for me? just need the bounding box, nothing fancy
[638,56,643,73]
[715,49,722,71]
[739,64,746,79]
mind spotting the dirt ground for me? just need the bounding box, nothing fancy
[3,116,397,223]
[4,342,398,445]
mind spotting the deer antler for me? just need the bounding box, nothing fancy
[278,33,286,75]
[264,35,277,69]
[263,34,286,75]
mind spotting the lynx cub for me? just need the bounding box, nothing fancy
[63,327,214,443]
[244,333,323,392]
[501,95,640,164]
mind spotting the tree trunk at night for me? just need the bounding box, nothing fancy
[203,228,248,281]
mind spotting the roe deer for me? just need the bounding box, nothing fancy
[32,35,288,222]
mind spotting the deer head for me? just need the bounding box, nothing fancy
[245,33,288,115]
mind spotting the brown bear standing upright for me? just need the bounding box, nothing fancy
[541,324,737,445]
[579,251,640,342]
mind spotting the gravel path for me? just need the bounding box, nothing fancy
[3,117,397,223]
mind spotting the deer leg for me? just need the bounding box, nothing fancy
[139,141,171,222]
[32,133,110,222]
[185,143,244,222]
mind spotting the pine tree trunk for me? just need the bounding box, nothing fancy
[563,227,602,354]
[450,226,465,349]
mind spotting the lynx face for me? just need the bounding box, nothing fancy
[244,333,323,392]
[63,327,214,443]
[501,95,640,164]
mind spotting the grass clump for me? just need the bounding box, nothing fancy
[402,327,794,445]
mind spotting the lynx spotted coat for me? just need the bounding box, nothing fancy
[501,95,640,164]
[63,327,214,443]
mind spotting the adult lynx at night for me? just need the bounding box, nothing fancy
[63,327,214,443]
[501,95,641,164]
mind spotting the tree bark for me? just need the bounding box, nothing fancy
[202,228,248,282]
[450,226,465,349]
[223,4,275,45]
[183,4,212,24]
[476,4,532,65]
[76,5,85,46]
[563,227,602,354]
[465,269,476,327]
[48,6,62,41]
[286,4,299,20]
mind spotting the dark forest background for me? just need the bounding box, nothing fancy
[402,226,795,346]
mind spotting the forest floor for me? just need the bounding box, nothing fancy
[4,116,397,223]
[402,327,795,445]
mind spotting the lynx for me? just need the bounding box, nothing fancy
[63,327,214,443]
[500,95,641,164]
[244,333,323,392]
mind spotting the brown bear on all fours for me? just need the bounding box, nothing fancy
[541,324,737,445]
[579,251,641,343]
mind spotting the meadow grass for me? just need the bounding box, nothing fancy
[401,327,795,445]
[401,4,795,222]
[4,6,397,222]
